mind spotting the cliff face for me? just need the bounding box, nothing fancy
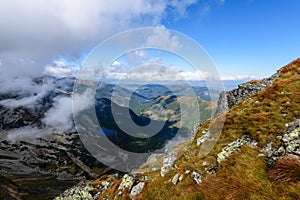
[216,70,279,114]
[55,58,300,200]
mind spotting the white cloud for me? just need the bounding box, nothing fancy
[111,61,121,67]
[0,0,197,78]
[105,61,260,83]
[0,0,201,93]
[0,77,37,95]
[44,66,74,77]
[6,127,51,142]
[104,64,209,83]
[42,89,94,132]
[72,89,94,114]
[0,91,47,108]
[169,0,198,18]
[123,49,163,68]
[53,60,67,68]
[221,74,260,81]
[44,60,76,77]
[0,78,56,107]
[42,96,73,132]
[146,26,182,51]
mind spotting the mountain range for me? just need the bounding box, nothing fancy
[0,76,216,199]
[54,58,300,200]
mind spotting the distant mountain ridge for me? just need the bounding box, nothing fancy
[0,75,216,199]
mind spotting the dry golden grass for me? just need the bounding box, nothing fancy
[200,147,300,200]
[93,59,300,200]
[280,58,300,73]
[268,155,300,183]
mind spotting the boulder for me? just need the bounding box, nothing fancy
[118,174,135,191]
[171,174,179,185]
[54,181,94,200]
[191,171,202,184]
[197,129,209,146]
[217,135,251,163]
[161,149,177,177]
[130,182,145,199]
[267,119,300,166]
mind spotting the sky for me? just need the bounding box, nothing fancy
[163,0,300,78]
[0,0,299,84]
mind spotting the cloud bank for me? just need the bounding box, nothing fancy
[42,88,94,132]
[104,64,210,83]
[0,0,197,80]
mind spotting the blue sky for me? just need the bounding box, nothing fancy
[162,0,300,78]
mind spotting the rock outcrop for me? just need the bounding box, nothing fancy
[171,173,179,185]
[118,174,136,191]
[160,148,177,177]
[266,119,300,166]
[130,182,145,199]
[191,171,202,184]
[216,72,279,114]
[196,129,209,146]
[217,135,252,163]
[54,181,94,200]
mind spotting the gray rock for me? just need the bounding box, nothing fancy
[118,174,135,191]
[280,120,300,156]
[190,122,200,142]
[101,181,111,190]
[92,192,101,200]
[262,142,273,153]
[215,72,279,114]
[161,148,177,177]
[171,174,179,185]
[266,119,300,166]
[179,174,184,181]
[196,129,209,146]
[217,135,251,163]
[130,182,145,199]
[191,171,202,184]
[54,181,94,200]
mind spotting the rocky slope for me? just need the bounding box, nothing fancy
[0,76,109,199]
[56,58,300,199]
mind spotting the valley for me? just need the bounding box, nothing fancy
[0,77,216,199]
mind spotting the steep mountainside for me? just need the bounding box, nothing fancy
[0,77,109,199]
[56,58,300,200]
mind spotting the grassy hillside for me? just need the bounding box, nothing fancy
[138,95,214,128]
[56,59,300,200]
[139,58,300,199]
